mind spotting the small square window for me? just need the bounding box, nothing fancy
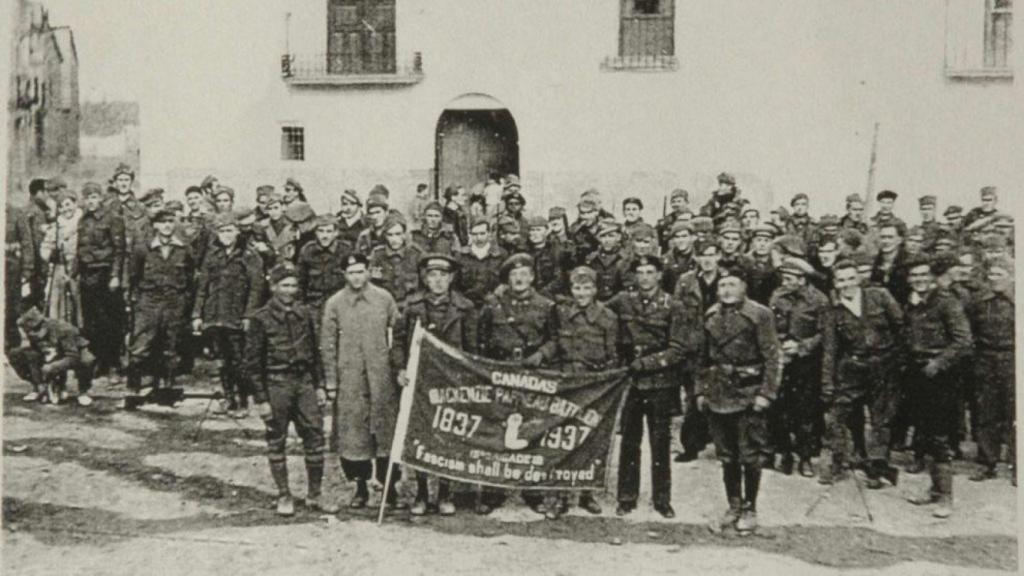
[281,126,305,161]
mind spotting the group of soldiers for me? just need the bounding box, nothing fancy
[4,165,1016,532]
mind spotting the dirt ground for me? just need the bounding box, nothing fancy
[2,363,1019,575]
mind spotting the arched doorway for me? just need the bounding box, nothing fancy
[434,93,519,198]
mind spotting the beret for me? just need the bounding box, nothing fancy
[718,263,748,284]
[369,184,389,198]
[779,257,816,278]
[525,215,548,229]
[213,186,234,200]
[340,189,361,205]
[285,177,303,192]
[419,253,457,274]
[790,193,809,206]
[423,201,444,214]
[256,185,275,198]
[597,221,622,237]
[717,172,736,186]
[670,188,689,201]
[314,214,339,229]
[630,254,664,272]
[918,195,937,207]
[284,202,316,224]
[549,207,567,220]
[930,252,959,277]
[578,199,598,211]
[845,194,864,205]
[113,163,135,180]
[623,196,644,209]
[772,235,807,258]
[944,205,963,216]
[631,223,657,241]
[344,254,370,269]
[212,212,238,230]
[164,200,185,212]
[818,214,840,227]
[503,174,521,190]
[17,307,46,331]
[200,175,217,188]
[876,189,898,201]
[269,262,299,284]
[152,209,177,223]
[366,195,389,211]
[139,188,165,204]
[501,253,535,280]
[980,185,998,197]
[691,216,714,232]
[81,182,103,197]
[569,266,598,286]
[751,223,776,239]
[694,238,720,255]
[670,220,694,236]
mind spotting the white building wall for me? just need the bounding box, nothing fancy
[138,0,1023,219]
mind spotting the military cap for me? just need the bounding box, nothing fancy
[45,177,68,192]
[944,205,963,217]
[81,182,103,197]
[423,201,444,215]
[876,189,898,201]
[17,307,46,332]
[234,207,257,226]
[382,214,408,233]
[581,188,601,200]
[314,214,339,229]
[269,262,299,284]
[931,252,959,277]
[741,206,760,217]
[468,215,491,230]
[164,200,185,213]
[718,263,748,284]
[418,253,458,274]
[152,209,177,223]
[185,185,204,197]
[751,223,776,239]
[113,163,135,180]
[790,193,809,206]
[691,215,714,233]
[340,189,361,206]
[256,185,275,199]
[980,185,998,198]
[818,214,840,228]
[631,223,657,241]
[525,215,548,229]
[139,188,165,205]
[344,253,370,270]
[569,266,598,286]
[670,188,689,201]
[623,196,644,210]
[770,206,790,220]
[772,235,807,258]
[496,215,519,234]
[503,174,521,191]
[982,233,1008,250]
[779,258,816,278]
[213,186,235,200]
[264,192,283,206]
[906,226,924,241]
[285,177,303,192]
[500,253,535,280]
[212,212,239,230]
[549,207,567,220]
[596,221,622,237]
[200,175,217,188]
[845,193,864,206]
[578,198,598,212]
[369,184,389,198]
[918,195,937,208]
[717,172,736,186]
[366,194,389,211]
[904,253,932,272]
[670,220,694,237]
[630,254,664,272]
[284,202,315,224]
[504,190,525,205]
[717,220,742,237]
[694,238,720,255]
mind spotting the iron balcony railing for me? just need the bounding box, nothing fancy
[281,52,424,86]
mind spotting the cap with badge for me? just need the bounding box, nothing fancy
[918,195,937,208]
[630,223,657,241]
[423,201,444,215]
[504,190,525,205]
[876,189,898,202]
[750,223,777,239]
[212,212,239,230]
[549,207,567,221]
[845,193,864,206]
[717,172,736,186]
[717,220,742,237]
[500,253,535,281]
[418,253,458,274]
[980,185,998,198]
[944,205,963,217]
[790,193,809,206]
[81,182,103,197]
[269,262,299,284]
[569,266,598,286]
[139,188,165,205]
[596,221,622,237]
[113,163,135,180]
[314,214,339,229]
[691,216,714,233]
[340,189,361,206]
[366,194,389,211]
[525,215,548,230]
[778,258,816,278]
[670,188,689,201]
[670,220,694,237]
[344,254,370,270]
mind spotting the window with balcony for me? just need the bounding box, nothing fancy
[281,126,305,161]
[946,0,1014,80]
[603,0,677,71]
[282,0,423,87]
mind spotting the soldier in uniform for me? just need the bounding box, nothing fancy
[673,238,722,314]
[495,215,525,255]
[569,198,601,266]
[962,186,1000,230]
[281,177,308,206]
[547,206,571,246]
[500,190,530,247]
[124,209,195,409]
[441,185,469,246]
[965,256,1015,484]
[746,224,779,306]
[620,197,646,241]
[18,179,54,313]
[585,222,630,302]
[477,253,558,514]
[691,215,715,244]
[661,221,697,292]
[75,182,126,382]
[809,236,840,294]
[718,221,753,277]
[297,214,353,321]
[211,186,235,214]
[819,259,903,487]
[109,165,153,293]
[905,227,925,257]
[869,190,908,238]
[918,195,942,252]
[336,189,367,248]
[768,258,828,476]
[608,255,698,518]
[785,193,816,244]
[943,205,965,241]
[394,254,478,516]
[871,223,911,304]
[525,215,571,298]
[354,195,391,255]
[252,193,298,268]
[411,202,459,255]
[10,307,96,405]
[369,215,424,306]
[695,265,779,534]
[840,194,869,235]
[700,172,749,228]
[903,255,972,518]
[192,213,265,417]
[740,207,761,251]
[454,217,508,307]
[245,263,337,516]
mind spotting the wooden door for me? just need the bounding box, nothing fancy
[436,110,519,195]
[327,0,396,74]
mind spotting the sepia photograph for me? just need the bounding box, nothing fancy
[1,1,1021,574]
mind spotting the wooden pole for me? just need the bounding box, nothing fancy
[864,122,880,213]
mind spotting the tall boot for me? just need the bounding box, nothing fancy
[713,464,743,532]
[932,462,954,519]
[736,465,761,533]
[269,458,294,516]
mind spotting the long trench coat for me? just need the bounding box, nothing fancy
[320,283,400,460]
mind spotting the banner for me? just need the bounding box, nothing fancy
[391,324,631,491]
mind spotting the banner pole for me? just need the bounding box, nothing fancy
[378,321,425,526]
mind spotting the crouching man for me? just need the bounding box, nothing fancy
[244,263,338,516]
[10,307,96,406]
[696,265,780,535]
